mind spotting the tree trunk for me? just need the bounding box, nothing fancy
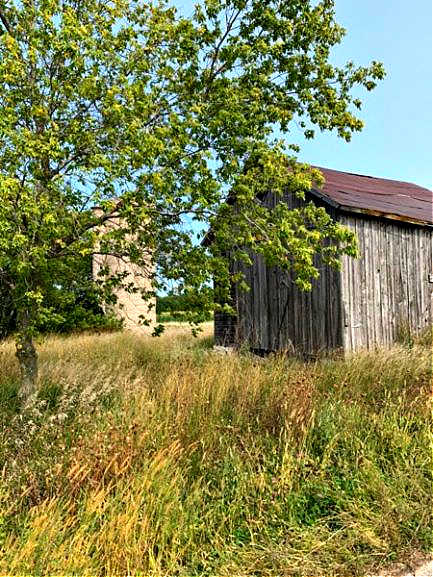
[15,310,38,402]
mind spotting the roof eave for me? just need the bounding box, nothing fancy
[309,188,433,228]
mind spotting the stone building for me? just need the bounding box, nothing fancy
[91,211,156,332]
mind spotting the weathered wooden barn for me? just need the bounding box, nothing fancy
[215,167,433,354]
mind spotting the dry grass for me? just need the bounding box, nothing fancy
[0,328,431,575]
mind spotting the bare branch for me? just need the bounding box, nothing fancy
[0,5,12,35]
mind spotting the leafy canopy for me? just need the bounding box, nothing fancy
[0,0,384,336]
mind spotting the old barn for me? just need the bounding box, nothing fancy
[215,167,433,355]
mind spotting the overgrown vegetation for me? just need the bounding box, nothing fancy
[0,329,430,575]
[0,255,122,339]
[157,293,213,323]
[0,0,384,399]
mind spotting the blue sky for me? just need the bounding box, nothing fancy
[175,0,432,190]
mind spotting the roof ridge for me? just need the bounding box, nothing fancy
[314,165,431,191]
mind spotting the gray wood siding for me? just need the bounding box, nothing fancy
[220,190,344,355]
[340,215,433,351]
[229,254,343,355]
[214,192,432,354]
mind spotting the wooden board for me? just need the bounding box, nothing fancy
[340,214,433,351]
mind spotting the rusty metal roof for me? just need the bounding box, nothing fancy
[312,167,433,226]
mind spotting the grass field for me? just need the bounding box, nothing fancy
[0,327,431,575]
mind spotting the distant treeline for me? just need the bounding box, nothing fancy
[157,293,213,323]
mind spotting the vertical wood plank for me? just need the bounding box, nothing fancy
[349,216,357,350]
[252,254,262,349]
[378,221,385,345]
[341,257,351,351]
[354,217,364,348]
[385,223,396,342]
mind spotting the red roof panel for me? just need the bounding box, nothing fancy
[314,167,432,226]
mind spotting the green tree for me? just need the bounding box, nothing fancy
[0,0,384,401]
[0,254,122,337]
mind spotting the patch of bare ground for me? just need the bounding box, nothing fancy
[369,552,432,577]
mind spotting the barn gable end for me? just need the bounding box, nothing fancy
[219,190,344,355]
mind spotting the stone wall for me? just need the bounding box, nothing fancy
[91,212,156,333]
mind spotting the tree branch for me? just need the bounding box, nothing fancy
[204,7,243,94]
[0,5,12,35]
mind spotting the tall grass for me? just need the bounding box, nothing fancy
[0,328,431,575]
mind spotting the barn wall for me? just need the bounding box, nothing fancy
[215,190,344,355]
[214,277,238,346]
[230,256,343,355]
[214,310,237,346]
[340,214,433,350]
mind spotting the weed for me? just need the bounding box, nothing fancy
[0,327,430,575]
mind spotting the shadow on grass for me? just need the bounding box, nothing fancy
[0,380,64,417]
[0,380,21,418]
